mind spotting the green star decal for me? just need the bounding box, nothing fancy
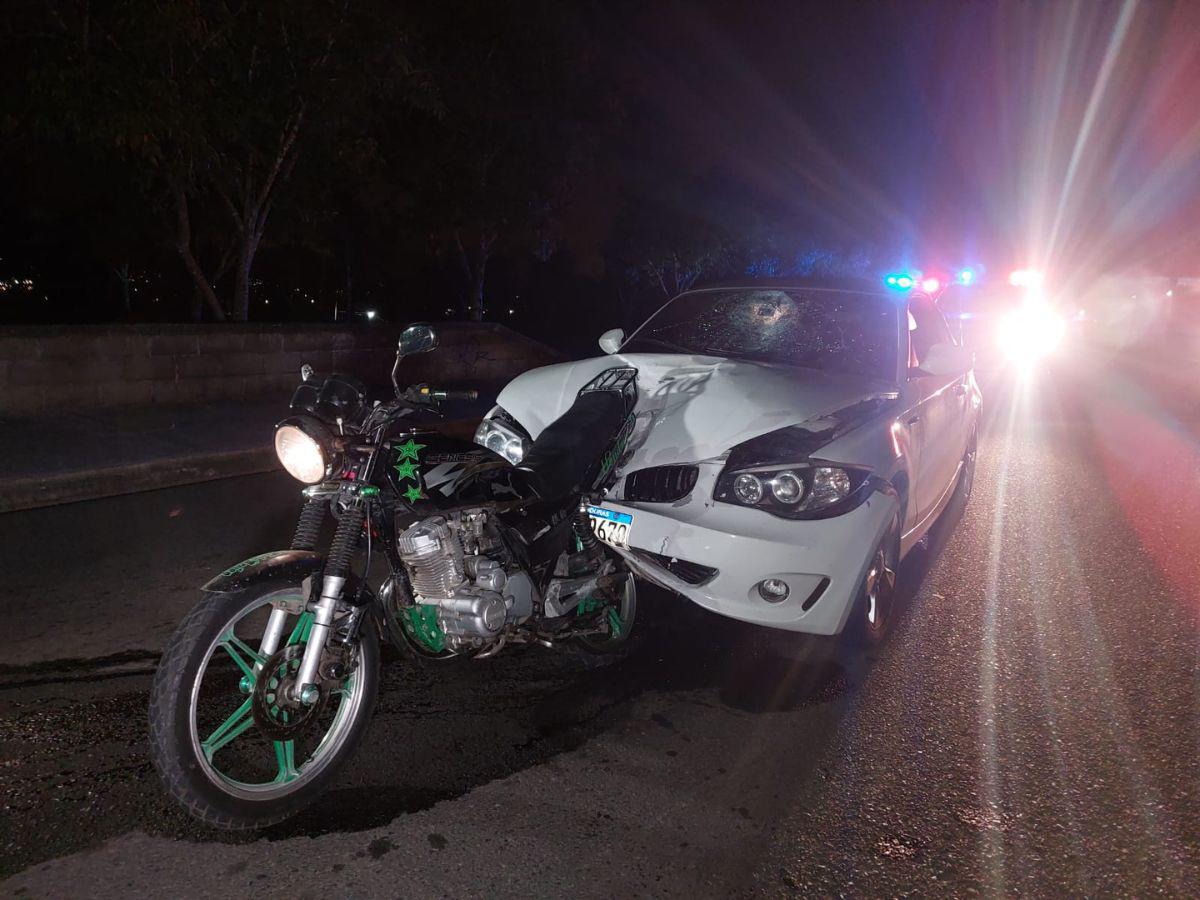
[403,485,424,503]
[393,458,419,482]
[394,439,425,461]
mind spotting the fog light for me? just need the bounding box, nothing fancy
[757,578,790,603]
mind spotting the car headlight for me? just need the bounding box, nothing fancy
[274,417,337,484]
[474,411,530,464]
[715,464,870,519]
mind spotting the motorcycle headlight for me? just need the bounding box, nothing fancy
[474,411,530,464]
[715,464,870,519]
[274,417,337,484]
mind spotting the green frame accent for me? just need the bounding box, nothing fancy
[402,604,446,653]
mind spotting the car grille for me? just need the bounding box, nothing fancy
[622,465,699,502]
[633,550,718,585]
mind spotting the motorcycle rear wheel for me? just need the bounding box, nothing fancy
[148,584,379,830]
[573,570,638,657]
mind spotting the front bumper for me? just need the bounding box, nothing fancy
[604,464,899,635]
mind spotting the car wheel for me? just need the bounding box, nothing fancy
[955,431,977,506]
[843,513,900,649]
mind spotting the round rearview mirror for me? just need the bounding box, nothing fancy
[598,328,625,355]
[398,324,438,356]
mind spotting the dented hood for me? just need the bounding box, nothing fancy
[496,352,896,469]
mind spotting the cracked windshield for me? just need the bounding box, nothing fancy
[627,288,899,378]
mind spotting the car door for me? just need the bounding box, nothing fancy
[922,296,972,475]
[905,295,963,523]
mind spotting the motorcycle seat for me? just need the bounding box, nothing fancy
[515,390,627,500]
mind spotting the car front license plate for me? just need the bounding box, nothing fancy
[586,505,633,549]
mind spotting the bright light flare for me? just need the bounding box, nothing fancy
[996,301,1066,370]
[1008,269,1045,289]
[956,268,975,285]
[922,277,942,292]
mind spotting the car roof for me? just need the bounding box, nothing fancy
[684,276,924,301]
[686,277,892,297]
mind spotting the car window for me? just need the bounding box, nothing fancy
[907,295,954,368]
[623,288,899,381]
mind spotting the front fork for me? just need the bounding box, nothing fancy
[260,498,366,703]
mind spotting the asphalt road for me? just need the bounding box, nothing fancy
[1,353,1198,897]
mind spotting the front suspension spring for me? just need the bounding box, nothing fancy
[325,505,365,579]
[290,497,326,550]
[573,505,600,554]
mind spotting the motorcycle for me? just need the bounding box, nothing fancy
[149,324,640,830]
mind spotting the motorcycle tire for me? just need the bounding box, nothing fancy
[148,584,379,830]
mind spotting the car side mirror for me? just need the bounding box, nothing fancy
[913,342,972,378]
[598,328,625,355]
[398,324,438,356]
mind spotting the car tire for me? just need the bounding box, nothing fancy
[929,430,977,549]
[956,430,977,506]
[843,512,900,650]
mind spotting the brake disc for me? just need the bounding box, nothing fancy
[251,644,329,740]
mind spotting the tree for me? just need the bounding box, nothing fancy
[396,2,616,320]
[10,0,421,321]
[607,174,741,318]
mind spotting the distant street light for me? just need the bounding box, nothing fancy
[365,309,376,321]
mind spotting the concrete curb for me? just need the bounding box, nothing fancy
[0,446,277,514]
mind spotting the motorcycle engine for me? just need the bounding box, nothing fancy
[396,511,533,651]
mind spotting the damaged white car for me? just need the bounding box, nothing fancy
[480,281,980,645]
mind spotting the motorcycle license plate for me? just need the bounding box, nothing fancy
[586,505,633,549]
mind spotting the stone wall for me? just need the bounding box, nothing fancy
[0,321,562,416]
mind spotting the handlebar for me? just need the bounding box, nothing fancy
[419,387,479,402]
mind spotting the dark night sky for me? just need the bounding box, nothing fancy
[3,0,1199,327]
[610,0,1200,278]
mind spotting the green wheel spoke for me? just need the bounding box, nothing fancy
[273,740,299,783]
[220,634,266,679]
[608,607,623,638]
[201,698,254,760]
[286,611,315,646]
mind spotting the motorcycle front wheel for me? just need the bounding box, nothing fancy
[148,584,379,830]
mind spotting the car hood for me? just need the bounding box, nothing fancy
[496,352,897,469]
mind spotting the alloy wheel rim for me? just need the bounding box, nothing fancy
[187,591,366,801]
[864,540,897,632]
[580,572,636,648]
